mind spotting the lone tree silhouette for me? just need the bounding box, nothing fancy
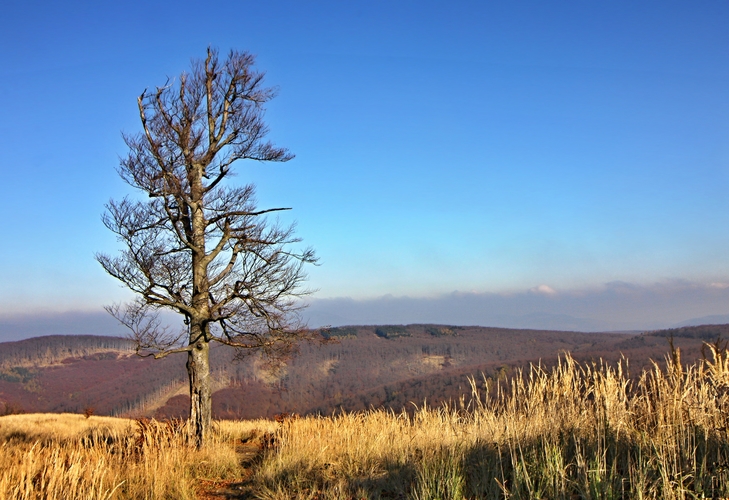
[97,48,317,448]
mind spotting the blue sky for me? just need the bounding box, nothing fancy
[0,1,728,335]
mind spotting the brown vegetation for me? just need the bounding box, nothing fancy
[1,344,727,498]
[0,324,720,421]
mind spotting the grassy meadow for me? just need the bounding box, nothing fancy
[1,346,728,499]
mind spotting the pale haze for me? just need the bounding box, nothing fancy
[1,1,728,340]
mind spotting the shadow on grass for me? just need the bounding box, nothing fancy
[255,425,729,499]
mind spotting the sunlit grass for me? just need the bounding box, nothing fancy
[1,346,727,499]
[254,347,729,499]
[0,413,276,499]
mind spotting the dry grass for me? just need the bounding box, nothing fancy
[0,413,276,499]
[1,346,728,499]
[254,347,729,499]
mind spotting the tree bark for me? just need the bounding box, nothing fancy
[187,336,211,449]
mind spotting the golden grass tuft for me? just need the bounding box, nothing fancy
[1,347,728,499]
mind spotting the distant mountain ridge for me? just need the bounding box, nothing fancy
[305,310,626,332]
[0,312,128,343]
[671,314,729,328]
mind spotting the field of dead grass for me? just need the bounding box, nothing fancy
[0,413,276,499]
[1,346,728,499]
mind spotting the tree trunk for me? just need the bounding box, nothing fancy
[187,339,211,449]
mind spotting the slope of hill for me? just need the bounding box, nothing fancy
[0,336,186,416]
[0,335,134,370]
[0,324,719,419]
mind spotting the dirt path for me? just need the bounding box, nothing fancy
[196,436,269,499]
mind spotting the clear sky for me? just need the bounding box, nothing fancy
[1,1,728,336]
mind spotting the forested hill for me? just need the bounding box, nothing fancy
[0,335,133,370]
[646,323,729,341]
[0,324,723,419]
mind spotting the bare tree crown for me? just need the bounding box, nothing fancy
[97,48,316,362]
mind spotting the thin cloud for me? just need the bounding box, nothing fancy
[529,284,557,295]
[0,311,128,343]
[303,280,729,332]
[3,280,729,342]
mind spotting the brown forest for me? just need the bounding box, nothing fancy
[0,324,724,419]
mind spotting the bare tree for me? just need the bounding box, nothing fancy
[97,48,317,448]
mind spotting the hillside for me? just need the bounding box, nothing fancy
[0,335,185,416]
[0,324,721,419]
